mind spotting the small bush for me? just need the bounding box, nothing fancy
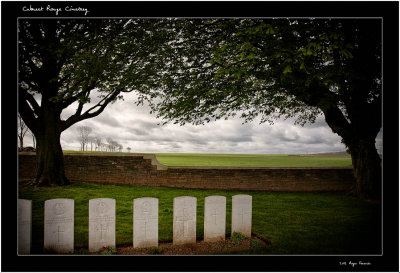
[231,232,246,246]
[99,246,117,255]
[148,246,163,255]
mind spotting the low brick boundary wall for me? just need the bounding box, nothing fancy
[18,153,355,192]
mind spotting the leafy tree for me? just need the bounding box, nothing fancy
[138,19,382,200]
[18,19,168,186]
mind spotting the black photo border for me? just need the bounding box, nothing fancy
[2,1,398,272]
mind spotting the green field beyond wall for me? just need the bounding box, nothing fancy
[63,151,353,167]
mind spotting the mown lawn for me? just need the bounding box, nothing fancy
[19,181,381,255]
[63,151,353,167]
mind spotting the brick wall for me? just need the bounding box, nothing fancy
[18,153,354,192]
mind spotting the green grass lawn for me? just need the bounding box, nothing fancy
[19,181,381,255]
[63,151,353,167]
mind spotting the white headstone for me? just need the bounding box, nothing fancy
[18,199,32,254]
[133,197,158,248]
[44,199,74,253]
[173,196,197,245]
[204,196,226,242]
[231,195,252,237]
[89,198,116,252]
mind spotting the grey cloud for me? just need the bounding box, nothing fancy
[170,143,182,149]
[281,132,300,142]
[266,127,299,143]
[129,119,161,131]
[127,128,150,136]
[92,115,122,128]
[301,136,325,145]
[124,120,160,137]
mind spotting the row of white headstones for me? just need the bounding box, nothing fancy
[18,194,252,254]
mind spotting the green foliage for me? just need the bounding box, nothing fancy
[283,65,292,74]
[99,246,117,255]
[147,247,163,255]
[19,19,171,133]
[231,232,246,245]
[136,18,381,136]
[18,19,179,186]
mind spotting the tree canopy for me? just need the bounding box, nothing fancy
[19,19,167,133]
[137,18,382,200]
[140,19,381,130]
[18,19,169,186]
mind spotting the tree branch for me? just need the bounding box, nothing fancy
[19,88,40,116]
[18,90,39,134]
[60,89,123,131]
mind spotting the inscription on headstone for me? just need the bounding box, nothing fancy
[231,195,252,237]
[204,196,226,242]
[89,198,116,252]
[133,197,158,248]
[18,199,32,254]
[44,199,74,253]
[173,196,197,245]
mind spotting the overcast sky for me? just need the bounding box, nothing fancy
[22,92,383,154]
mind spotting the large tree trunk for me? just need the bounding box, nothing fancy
[321,103,381,201]
[348,136,382,201]
[30,110,69,187]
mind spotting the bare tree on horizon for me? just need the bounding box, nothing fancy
[77,126,92,151]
